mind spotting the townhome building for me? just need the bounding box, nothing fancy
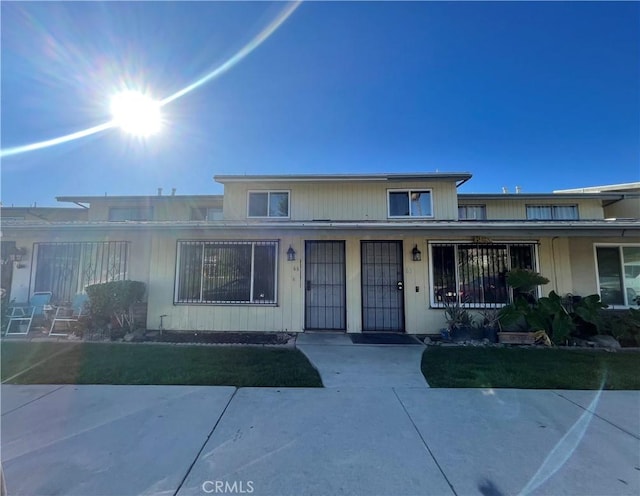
[2,173,638,334]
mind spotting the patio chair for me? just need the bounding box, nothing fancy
[49,293,89,336]
[5,292,53,335]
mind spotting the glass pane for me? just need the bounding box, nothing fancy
[459,205,486,220]
[596,247,624,305]
[269,192,289,217]
[253,244,276,301]
[248,193,268,217]
[178,243,202,302]
[553,206,578,220]
[202,244,251,302]
[526,206,552,220]
[410,191,431,217]
[458,245,508,304]
[622,247,640,306]
[432,245,456,303]
[389,192,409,216]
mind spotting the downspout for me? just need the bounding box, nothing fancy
[551,236,560,294]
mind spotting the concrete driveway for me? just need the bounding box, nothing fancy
[2,385,638,496]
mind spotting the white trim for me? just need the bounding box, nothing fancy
[247,190,291,219]
[387,189,434,219]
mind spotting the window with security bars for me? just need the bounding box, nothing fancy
[526,205,578,220]
[431,243,536,307]
[34,242,129,304]
[176,241,277,304]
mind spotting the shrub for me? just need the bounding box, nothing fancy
[86,280,146,331]
[599,309,640,346]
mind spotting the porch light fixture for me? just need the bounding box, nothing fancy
[411,244,422,262]
[286,245,296,262]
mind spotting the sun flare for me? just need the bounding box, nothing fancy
[110,90,162,137]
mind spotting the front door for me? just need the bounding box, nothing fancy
[305,241,346,330]
[361,241,405,332]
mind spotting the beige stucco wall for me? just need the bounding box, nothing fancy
[221,181,459,222]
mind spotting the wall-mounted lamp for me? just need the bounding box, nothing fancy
[286,245,296,262]
[411,244,422,262]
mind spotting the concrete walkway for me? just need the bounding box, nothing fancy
[296,332,429,388]
[2,385,638,496]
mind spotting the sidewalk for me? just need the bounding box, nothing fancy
[296,332,429,388]
[2,385,638,496]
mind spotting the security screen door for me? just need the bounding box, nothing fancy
[361,241,405,332]
[305,241,346,330]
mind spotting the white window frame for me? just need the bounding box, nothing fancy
[387,189,433,218]
[594,243,640,308]
[174,240,279,305]
[247,191,290,219]
[458,204,487,220]
[428,241,540,308]
[526,204,579,220]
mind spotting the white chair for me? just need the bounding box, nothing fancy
[49,294,89,336]
[6,292,53,335]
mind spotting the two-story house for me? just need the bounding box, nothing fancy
[1,172,638,334]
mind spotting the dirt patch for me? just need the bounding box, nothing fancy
[142,330,295,345]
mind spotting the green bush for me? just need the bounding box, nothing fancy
[86,280,145,331]
[599,308,640,346]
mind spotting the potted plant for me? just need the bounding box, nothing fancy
[443,299,475,341]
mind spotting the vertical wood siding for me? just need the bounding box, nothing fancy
[222,181,459,221]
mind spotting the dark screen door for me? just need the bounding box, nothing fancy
[305,241,346,330]
[361,241,405,332]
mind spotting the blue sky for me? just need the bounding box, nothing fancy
[1,1,638,207]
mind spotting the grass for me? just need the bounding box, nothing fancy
[1,342,323,387]
[422,347,640,390]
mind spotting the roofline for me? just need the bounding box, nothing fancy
[458,193,624,200]
[214,172,473,183]
[2,219,638,234]
[56,195,224,203]
[554,182,640,193]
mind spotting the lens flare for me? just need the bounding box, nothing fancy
[0,1,302,158]
[111,90,162,137]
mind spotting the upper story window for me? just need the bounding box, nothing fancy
[388,190,432,218]
[109,206,153,221]
[526,205,578,220]
[458,205,487,220]
[191,206,223,221]
[248,191,289,218]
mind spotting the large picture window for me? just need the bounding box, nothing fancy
[430,242,536,307]
[34,242,129,304]
[176,241,278,304]
[595,245,640,307]
[388,190,432,218]
[248,191,289,218]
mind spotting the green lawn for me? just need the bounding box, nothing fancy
[1,342,323,387]
[422,347,640,390]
